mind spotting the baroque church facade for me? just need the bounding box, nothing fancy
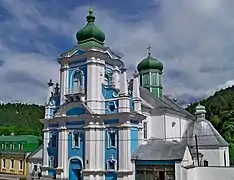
[41,8,230,180]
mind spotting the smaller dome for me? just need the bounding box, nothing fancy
[195,103,206,115]
[137,53,163,72]
[76,9,105,44]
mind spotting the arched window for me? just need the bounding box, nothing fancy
[143,121,147,139]
[152,74,157,85]
[73,70,84,93]
[143,74,149,85]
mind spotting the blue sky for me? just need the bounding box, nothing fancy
[0,0,234,106]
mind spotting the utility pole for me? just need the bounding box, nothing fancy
[195,135,199,166]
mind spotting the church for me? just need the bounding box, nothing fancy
[40,8,230,180]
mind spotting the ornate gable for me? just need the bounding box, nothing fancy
[54,101,93,117]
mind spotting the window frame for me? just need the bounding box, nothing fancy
[2,159,6,169]
[19,160,23,171]
[10,159,14,170]
[72,130,80,149]
[10,143,14,150]
[18,143,23,150]
[143,121,148,139]
[107,128,117,148]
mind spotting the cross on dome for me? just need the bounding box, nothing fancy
[147,45,152,55]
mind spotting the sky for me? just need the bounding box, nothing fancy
[0,0,234,106]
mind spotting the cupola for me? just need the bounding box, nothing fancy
[137,52,163,72]
[76,8,105,45]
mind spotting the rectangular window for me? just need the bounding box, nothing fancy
[1,143,4,150]
[10,143,14,150]
[51,132,57,147]
[19,143,23,150]
[19,160,23,170]
[2,159,6,169]
[10,159,14,169]
[108,129,116,148]
[143,122,147,139]
[72,131,80,148]
[49,156,54,168]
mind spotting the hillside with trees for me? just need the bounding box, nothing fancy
[0,103,44,136]
[186,85,234,164]
[0,86,234,163]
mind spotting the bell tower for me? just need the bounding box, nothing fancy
[137,46,164,98]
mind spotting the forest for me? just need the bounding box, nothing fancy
[0,85,234,163]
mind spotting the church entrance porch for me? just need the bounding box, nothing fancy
[135,165,175,180]
[69,158,83,180]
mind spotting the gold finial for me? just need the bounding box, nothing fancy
[147,45,152,55]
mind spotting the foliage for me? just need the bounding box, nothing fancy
[186,86,234,164]
[0,103,44,137]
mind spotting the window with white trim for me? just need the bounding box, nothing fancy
[10,159,14,169]
[1,143,4,150]
[2,159,6,169]
[10,143,14,150]
[72,130,80,149]
[50,132,57,147]
[19,143,23,150]
[19,160,23,170]
[106,155,116,170]
[143,121,147,139]
[49,156,54,168]
[108,128,116,148]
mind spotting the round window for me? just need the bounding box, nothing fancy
[109,104,115,112]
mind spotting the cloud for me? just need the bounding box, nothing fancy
[0,0,234,106]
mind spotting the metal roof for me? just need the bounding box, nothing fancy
[183,119,229,149]
[132,138,187,161]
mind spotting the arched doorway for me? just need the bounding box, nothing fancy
[69,158,83,180]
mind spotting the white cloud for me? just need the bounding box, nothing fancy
[1,0,234,105]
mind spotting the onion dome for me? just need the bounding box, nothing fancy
[76,8,105,45]
[137,52,163,72]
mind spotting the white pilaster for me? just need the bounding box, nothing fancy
[86,57,105,114]
[95,122,105,171]
[42,125,49,176]
[132,72,141,113]
[118,121,131,171]
[84,122,96,170]
[57,121,68,178]
[112,66,120,89]
[119,66,130,113]
[60,64,69,105]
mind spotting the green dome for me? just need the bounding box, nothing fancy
[137,53,163,71]
[76,9,105,44]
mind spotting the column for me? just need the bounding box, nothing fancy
[60,64,69,105]
[42,125,50,176]
[57,122,68,178]
[118,121,131,171]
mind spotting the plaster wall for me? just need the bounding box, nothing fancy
[187,167,234,180]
